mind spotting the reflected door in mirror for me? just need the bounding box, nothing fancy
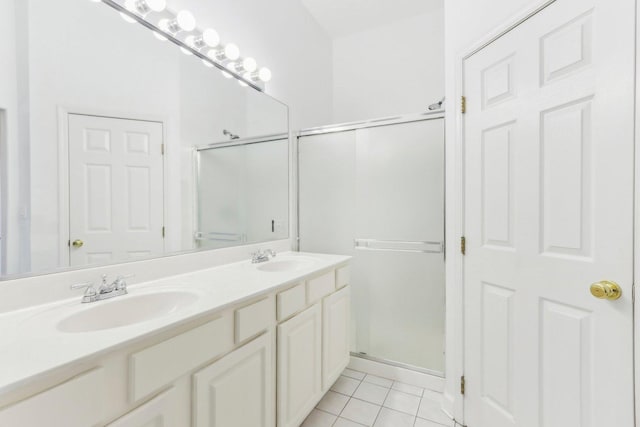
[68,114,164,266]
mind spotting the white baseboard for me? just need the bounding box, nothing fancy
[348,356,445,393]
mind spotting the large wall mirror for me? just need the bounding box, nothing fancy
[0,0,289,279]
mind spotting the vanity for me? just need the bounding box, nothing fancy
[0,252,351,426]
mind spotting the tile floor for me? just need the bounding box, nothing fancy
[301,368,454,427]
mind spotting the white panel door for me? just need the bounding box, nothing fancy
[277,303,322,427]
[322,285,351,390]
[463,0,635,426]
[193,332,274,427]
[108,388,178,427]
[68,114,164,266]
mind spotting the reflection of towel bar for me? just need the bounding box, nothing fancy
[194,231,241,242]
[354,239,443,254]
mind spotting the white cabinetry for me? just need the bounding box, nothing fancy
[108,388,180,427]
[193,332,274,427]
[323,285,351,389]
[277,303,323,427]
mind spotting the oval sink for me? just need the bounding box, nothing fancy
[57,290,200,333]
[255,256,318,273]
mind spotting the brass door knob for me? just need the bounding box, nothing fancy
[590,281,622,300]
[72,239,84,248]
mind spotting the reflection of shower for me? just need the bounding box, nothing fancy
[223,129,240,140]
[428,97,445,111]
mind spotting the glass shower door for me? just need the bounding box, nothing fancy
[299,118,445,374]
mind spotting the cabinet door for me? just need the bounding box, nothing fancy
[108,388,178,427]
[193,332,274,427]
[323,285,351,390]
[277,303,322,427]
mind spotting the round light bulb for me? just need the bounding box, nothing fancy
[176,10,196,31]
[226,62,238,73]
[224,43,240,61]
[242,57,257,73]
[207,50,219,62]
[258,67,272,82]
[202,29,220,47]
[153,31,167,41]
[145,0,166,12]
[124,0,136,11]
[221,70,233,79]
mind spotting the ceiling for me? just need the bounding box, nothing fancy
[300,0,444,38]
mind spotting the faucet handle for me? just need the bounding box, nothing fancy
[70,281,98,297]
[114,274,135,291]
[266,249,276,257]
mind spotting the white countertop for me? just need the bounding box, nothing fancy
[0,252,350,396]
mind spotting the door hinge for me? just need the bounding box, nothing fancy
[460,236,466,255]
[461,96,467,114]
[460,376,466,395]
[161,144,165,155]
[162,226,165,238]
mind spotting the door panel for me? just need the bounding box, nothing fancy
[463,0,635,426]
[68,114,164,266]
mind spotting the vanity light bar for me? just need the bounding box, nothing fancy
[96,0,271,89]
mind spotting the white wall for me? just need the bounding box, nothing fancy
[171,0,334,130]
[442,0,545,421]
[332,7,444,124]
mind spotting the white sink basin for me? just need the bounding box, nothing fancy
[57,290,200,333]
[255,256,318,273]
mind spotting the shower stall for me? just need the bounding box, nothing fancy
[297,112,445,376]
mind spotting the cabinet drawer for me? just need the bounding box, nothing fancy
[306,271,336,304]
[235,297,275,343]
[277,283,306,321]
[130,314,233,402]
[336,265,350,289]
[0,368,105,427]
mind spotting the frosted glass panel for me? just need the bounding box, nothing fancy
[299,118,445,373]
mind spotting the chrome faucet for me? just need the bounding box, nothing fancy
[71,274,133,303]
[251,249,276,264]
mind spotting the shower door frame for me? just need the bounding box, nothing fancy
[296,111,446,378]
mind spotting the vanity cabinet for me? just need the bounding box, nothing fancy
[322,285,351,389]
[277,303,323,427]
[193,332,274,427]
[107,388,180,427]
[0,260,350,427]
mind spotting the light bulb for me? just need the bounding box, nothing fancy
[202,59,214,68]
[159,10,196,34]
[126,0,166,15]
[224,44,240,61]
[153,31,167,41]
[176,10,196,31]
[186,29,220,50]
[144,0,166,12]
[242,57,257,73]
[221,70,233,79]
[258,67,272,82]
[180,47,193,56]
[202,29,220,47]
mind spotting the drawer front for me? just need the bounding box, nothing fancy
[336,265,350,289]
[0,368,105,427]
[306,271,336,304]
[235,297,275,343]
[130,314,233,402]
[277,283,306,322]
